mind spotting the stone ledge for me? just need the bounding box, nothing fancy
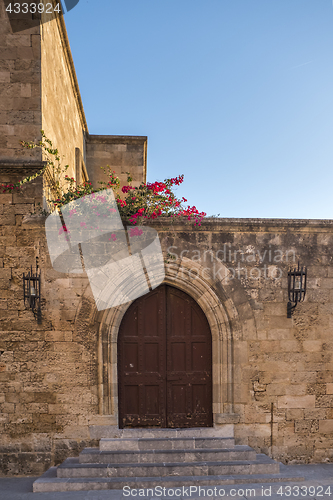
[144,217,333,232]
[0,160,47,177]
[88,135,147,144]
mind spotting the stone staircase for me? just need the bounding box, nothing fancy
[33,427,303,492]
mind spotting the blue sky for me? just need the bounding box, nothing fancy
[64,0,333,219]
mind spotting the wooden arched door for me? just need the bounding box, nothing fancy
[118,284,212,428]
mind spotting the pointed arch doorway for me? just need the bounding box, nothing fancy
[118,284,213,428]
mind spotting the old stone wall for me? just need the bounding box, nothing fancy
[0,1,42,162]
[157,219,333,464]
[40,9,87,181]
[86,135,147,190]
[1,199,333,474]
[0,166,99,476]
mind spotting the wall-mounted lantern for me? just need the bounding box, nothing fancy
[23,257,42,324]
[287,262,307,318]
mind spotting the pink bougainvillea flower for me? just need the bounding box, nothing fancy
[122,185,134,194]
[129,227,143,238]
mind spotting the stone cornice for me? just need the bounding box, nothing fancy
[19,212,333,233]
[0,160,47,175]
[87,135,148,144]
[136,217,333,233]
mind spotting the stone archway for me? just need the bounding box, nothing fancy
[83,258,243,425]
[117,283,213,428]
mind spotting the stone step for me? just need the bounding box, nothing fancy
[90,425,234,440]
[79,446,256,464]
[57,455,280,478]
[33,466,304,493]
[100,436,235,451]
[32,426,305,493]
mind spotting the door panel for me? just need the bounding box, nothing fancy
[118,286,166,428]
[145,385,160,414]
[118,285,212,428]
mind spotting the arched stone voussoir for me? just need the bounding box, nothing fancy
[74,256,251,421]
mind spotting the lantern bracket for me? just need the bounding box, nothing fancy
[23,257,42,324]
[287,262,307,318]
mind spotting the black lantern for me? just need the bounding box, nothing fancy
[287,262,307,318]
[23,257,42,324]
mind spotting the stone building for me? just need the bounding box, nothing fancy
[1,1,333,478]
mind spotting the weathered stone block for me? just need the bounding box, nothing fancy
[0,194,12,204]
[319,420,333,433]
[277,395,315,409]
[44,331,73,342]
[290,371,317,384]
[0,403,15,413]
[285,384,307,396]
[316,395,333,408]
[0,213,15,226]
[307,384,326,396]
[326,383,333,394]
[285,409,303,421]
[13,204,34,215]
[267,328,292,340]
[279,340,300,352]
[304,408,327,419]
[307,289,330,303]
[303,340,323,352]
[294,419,318,433]
[0,268,11,279]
